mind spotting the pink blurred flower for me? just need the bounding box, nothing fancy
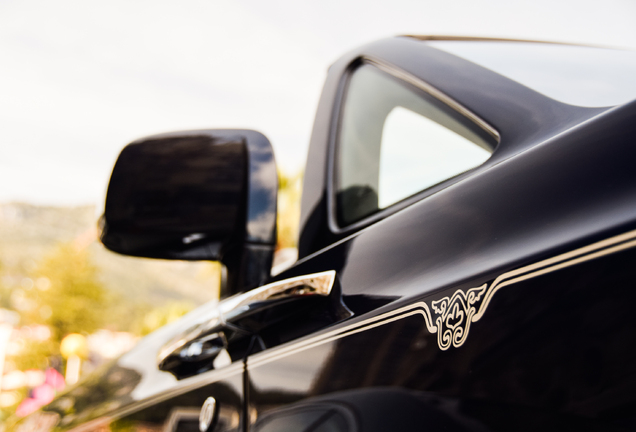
[15,368,65,417]
[45,368,65,391]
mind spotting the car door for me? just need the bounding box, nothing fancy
[244,41,636,431]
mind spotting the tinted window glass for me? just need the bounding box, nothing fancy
[336,64,495,226]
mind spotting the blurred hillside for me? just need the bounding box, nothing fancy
[0,171,301,418]
[0,203,220,309]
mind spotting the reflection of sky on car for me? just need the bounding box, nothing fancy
[429,41,636,107]
[0,0,635,206]
[249,342,335,393]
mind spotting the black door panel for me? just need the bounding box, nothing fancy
[248,241,636,431]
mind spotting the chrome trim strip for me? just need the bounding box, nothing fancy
[71,272,337,430]
[249,227,636,367]
[405,35,626,50]
[364,57,501,142]
[158,271,336,369]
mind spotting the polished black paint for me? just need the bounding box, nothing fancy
[299,36,606,257]
[251,38,636,431]
[101,131,246,259]
[249,246,636,431]
[289,100,636,302]
[11,38,636,432]
[101,129,278,295]
[252,388,491,432]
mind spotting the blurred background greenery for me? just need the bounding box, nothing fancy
[0,169,301,420]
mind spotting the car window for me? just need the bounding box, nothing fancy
[335,64,495,226]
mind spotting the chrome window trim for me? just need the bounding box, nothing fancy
[365,58,500,142]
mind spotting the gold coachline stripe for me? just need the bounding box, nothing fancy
[474,236,636,321]
[249,227,636,367]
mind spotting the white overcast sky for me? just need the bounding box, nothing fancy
[1,0,635,206]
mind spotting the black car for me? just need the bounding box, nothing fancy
[9,36,636,432]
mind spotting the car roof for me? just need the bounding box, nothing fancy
[407,36,636,108]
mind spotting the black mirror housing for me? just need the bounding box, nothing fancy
[100,129,278,297]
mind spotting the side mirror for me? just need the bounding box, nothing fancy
[99,129,278,298]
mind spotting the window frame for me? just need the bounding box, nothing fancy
[327,57,500,234]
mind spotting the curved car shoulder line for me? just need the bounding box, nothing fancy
[248,226,636,367]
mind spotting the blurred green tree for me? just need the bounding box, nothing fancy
[277,170,302,250]
[1,243,109,418]
[10,339,56,371]
[26,243,108,344]
[134,301,193,336]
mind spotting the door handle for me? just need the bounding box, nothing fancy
[158,270,336,374]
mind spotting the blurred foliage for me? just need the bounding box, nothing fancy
[10,338,56,371]
[109,418,139,432]
[196,261,222,299]
[277,170,302,250]
[134,301,194,336]
[126,262,221,336]
[1,243,110,401]
[0,203,218,312]
[24,243,108,344]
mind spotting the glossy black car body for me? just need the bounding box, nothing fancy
[10,36,636,431]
